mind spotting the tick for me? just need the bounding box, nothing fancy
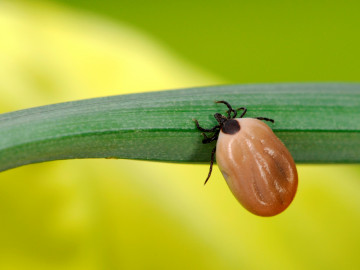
[194,101,298,216]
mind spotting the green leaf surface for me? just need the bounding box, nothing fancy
[0,83,359,172]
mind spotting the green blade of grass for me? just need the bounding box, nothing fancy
[0,83,359,172]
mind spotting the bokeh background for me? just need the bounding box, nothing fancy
[0,0,360,269]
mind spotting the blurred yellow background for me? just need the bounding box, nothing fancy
[0,0,359,269]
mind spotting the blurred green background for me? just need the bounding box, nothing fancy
[0,0,359,269]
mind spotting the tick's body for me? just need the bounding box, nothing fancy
[194,101,298,216]
[216,118,297,216]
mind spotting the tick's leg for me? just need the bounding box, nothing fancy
[228,109,237,118]
[201,132,219,144]
[204,146,216,185]
[256,117,274,123]
[216,100,236,118]
[193,119,220,132]
[236,107,247,118]
[216,100,233,111]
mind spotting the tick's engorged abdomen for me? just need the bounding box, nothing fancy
[216,118,298,216]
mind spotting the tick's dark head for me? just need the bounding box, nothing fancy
[214,113,227,125]
[221,119,240,134]
[214,113,241,135]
